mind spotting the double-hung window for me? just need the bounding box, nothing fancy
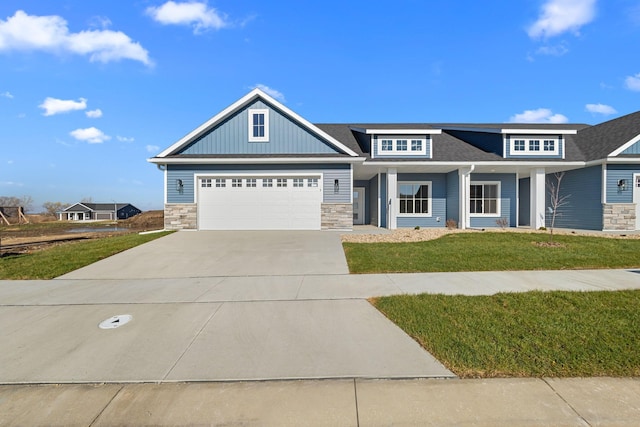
[248,109,269,142]
[470,182,500,216]
[397,182,431,216]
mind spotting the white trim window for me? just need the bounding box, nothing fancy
[397,181,432,216]
[248,109,269,142]
[246,178,257,187]
[377,136,428,156]
[470,182,500,216]
[215,178,226,188]
[509,136,558,156]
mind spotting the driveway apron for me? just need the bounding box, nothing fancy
[58,231,350,279]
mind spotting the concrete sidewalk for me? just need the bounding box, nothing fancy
[2,378,640,426]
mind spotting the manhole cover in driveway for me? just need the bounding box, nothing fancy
[99,314,133,329]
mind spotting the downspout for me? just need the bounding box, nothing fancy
[460,164,475,230]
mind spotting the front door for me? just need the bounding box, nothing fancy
[353,187,365,225]
[634,174,640,230]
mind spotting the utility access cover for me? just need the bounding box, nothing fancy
[99,314,133,330]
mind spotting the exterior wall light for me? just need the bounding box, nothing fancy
[176,179,184,192]
[334,179,339,194]
[618,179,626,191]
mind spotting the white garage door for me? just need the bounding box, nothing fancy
[198,176,322,230]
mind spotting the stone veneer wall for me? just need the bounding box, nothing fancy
[321,203,353,230]
[602,203,636,231]
[164,203,197,230]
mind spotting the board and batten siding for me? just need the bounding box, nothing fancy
[369,174,379,226]
[621,141,640,155]
[545,166,602,230]
[179,100,340,155]
[606,164,640,203]
[354,180,371,224]
[469,173,517,228]
[166,163,351,204]
[396,173,447,228]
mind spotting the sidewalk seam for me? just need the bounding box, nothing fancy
[161,303,224,381]
[353,378,360,427]
[88,384,124,427]
[542,378,592,427]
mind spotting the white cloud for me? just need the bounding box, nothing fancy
[0,181,23,187]
[146,144,160,153]
[509,108,569,123]
[1,91,13,98]
[252,84,286,102]
[85,108,102,118]
[0,10,152,66]
[585,103,617,115]
[528,0,597,39]
[70,127,111,144]
[117,135,135,142]
[39,97,87,116]
[625,73,640,91]
[535,43,569,56]
[146,1,229,33]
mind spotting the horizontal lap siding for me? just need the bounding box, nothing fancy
[180,100,339,155]
[545,166,602,230]
[469,173,516,228]
[166,164,351,204]
[396,173,446,228]
[606,164,640,203]
[621,142,640,155]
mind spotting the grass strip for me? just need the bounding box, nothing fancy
[344,232,640,273]
[372,290,640,377]
[0,231,173,279]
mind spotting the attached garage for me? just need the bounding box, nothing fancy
[197,175,323,230]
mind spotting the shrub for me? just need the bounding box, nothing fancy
[446,219,457,229]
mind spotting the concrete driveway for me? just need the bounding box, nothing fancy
[58,230,350,279]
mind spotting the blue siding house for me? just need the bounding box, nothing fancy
[149,88,640,231]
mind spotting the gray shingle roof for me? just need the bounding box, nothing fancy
[573,111,640,161]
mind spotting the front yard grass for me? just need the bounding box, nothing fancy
[372,290,640,377]
[0,231,173,279]
[344,232,640,273]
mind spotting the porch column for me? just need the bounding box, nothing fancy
[387,168,397,229]
[530,168,546,229]
[458,165,474,229]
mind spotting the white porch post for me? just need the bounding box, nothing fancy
[387,168,397,230]
[530,168,546,229]
[458,165,474,229]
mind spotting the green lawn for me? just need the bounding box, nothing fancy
[372,290,640,377]
[344,232,640,273]
[0,231,172,279]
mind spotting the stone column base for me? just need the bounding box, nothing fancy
[164,203,197,230]
[321,203,353,230]
[603,203,636,231]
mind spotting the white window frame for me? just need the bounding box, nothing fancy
[509,136,559,156]
[397,181,432,217]
[469,181,501,217]
[543,139,555,151]
[248,109,269,142]
[376,136,428,156]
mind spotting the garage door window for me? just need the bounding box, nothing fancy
[293,178,304,187]
[232,178,242,188]
[201,179,212,188]
[246,178,257,187]
[277,178,287,187]
[263,179,273,187]
[308,178,318,187]
[215,179,226,188]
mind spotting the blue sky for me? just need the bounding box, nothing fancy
[1,0,639,212]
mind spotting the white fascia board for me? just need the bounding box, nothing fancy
[363,160,585,167]
[604,156,640,163]
[156,88,359,158]
[148,157,365,165]
[364,129,442,135]
[608,133,640,157]
[501,128,577,135]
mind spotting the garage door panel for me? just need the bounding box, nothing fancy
[198,176,322,230]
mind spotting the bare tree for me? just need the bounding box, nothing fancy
[81,196,93,203]
[546,172,570,242]
[43,201,67,217]
[0,195,33,213]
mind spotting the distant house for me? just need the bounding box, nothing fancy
[60,203,141,221]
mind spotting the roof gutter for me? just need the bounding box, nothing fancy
[147,157,366,165]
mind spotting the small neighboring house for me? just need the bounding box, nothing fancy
[148,88,640,232]
[60,203,141,221]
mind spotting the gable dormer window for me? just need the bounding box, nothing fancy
[248,109,269,142]
[509,136,559,156]
[375,136,428,156]
[381,139,393,151]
